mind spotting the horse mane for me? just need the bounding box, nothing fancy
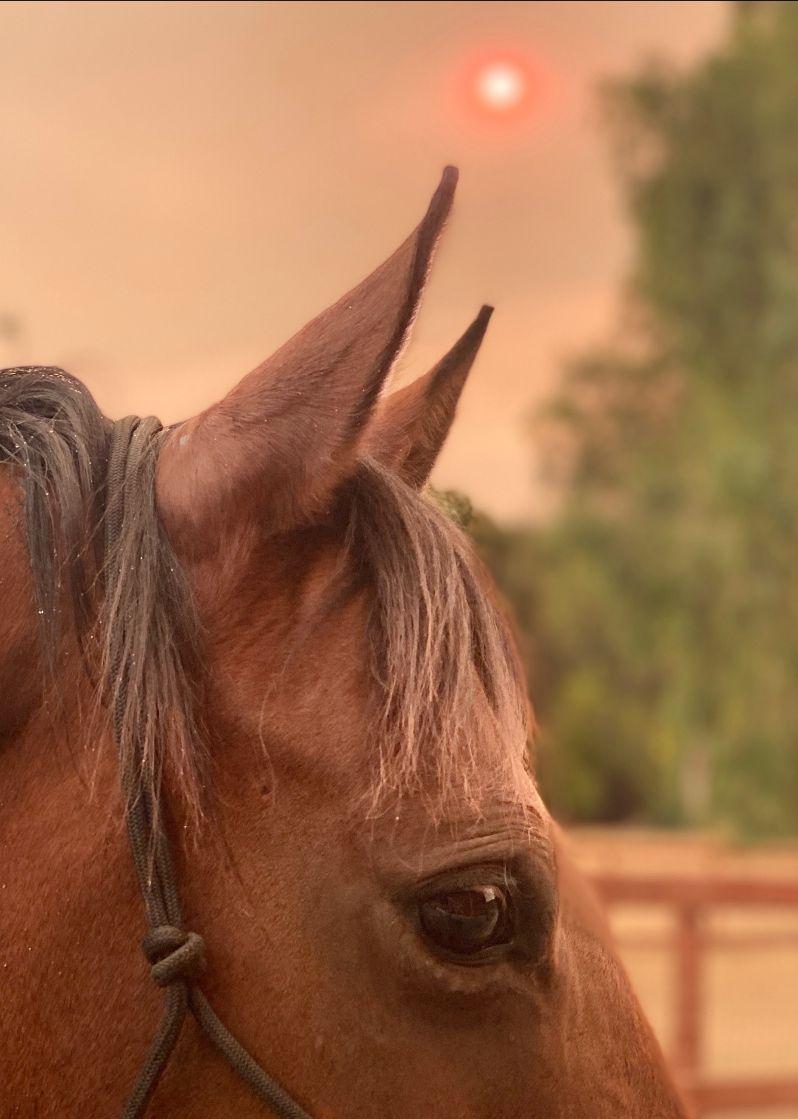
[0,364,530,824]
[338,458,531,811]
[0,365,207,823]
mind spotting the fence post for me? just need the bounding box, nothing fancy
[674,900,703,1097]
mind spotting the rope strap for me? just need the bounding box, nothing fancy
[107,417,314,1119]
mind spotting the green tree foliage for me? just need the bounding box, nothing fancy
[475,1,798,837]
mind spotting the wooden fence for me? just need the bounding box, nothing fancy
[591,872,798,1116]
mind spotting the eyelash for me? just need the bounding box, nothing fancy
[413,862,518,904]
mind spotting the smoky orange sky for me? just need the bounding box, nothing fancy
[1,1,727,519]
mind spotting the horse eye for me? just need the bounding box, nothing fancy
[419,885,512,957]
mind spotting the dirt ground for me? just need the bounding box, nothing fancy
[566,828,798,1119]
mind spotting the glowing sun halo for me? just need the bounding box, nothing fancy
[474,60,527,113]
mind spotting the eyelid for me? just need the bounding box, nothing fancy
[410,862,519,905]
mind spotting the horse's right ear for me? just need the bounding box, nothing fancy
[156,167,458,556]
[362,305,492,489]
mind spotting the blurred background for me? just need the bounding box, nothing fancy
[2,1,797,1114]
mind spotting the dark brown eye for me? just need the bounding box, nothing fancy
[419,885,512,957]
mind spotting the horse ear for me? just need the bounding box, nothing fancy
[156,167,458,553]
[363,304,492,489]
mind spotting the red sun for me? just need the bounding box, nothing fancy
[475,60,527,112]
[459,52,541,126]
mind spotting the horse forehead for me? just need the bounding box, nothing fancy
[358,783,550,859]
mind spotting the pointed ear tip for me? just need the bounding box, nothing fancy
[467,304,494,339]
[428,165,459,217]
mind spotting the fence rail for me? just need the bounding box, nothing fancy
[590,872,798,1116]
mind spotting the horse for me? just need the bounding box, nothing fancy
[0,167,688,1118]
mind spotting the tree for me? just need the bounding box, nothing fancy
[478,1,798,836]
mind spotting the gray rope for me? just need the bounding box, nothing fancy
[106,417,314,1119]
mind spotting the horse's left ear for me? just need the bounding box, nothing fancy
[363,304,492,489]
[156,167,458,555]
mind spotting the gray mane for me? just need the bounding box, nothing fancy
[0,366,206,822]
[0,366,109,643]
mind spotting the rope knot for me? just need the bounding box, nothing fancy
[142,924,206,987]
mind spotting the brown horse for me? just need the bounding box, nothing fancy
[0,168,688,1118]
